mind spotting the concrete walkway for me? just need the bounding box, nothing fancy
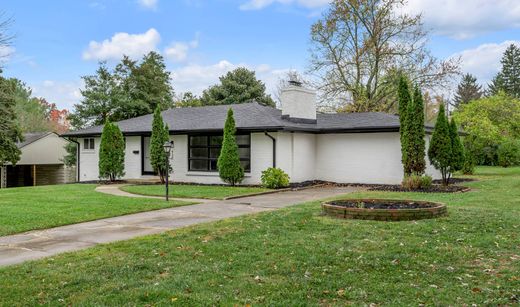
[0,186,359,267]
[95,184,214,203]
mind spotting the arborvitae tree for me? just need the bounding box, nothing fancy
[217,108,244,186]
[150,107,170,183]
[453,73,482,108]
[428,104,453,185]
[98,122,125,181]
[398,75,412,175]
[0,72,23,166]
[407,86,426,175]
[449,118,465,172]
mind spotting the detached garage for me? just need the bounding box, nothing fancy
[0,132,76,188]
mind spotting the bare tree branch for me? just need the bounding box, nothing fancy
[308,0,461,113]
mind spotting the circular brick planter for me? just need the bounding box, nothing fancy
[322,199,447,221]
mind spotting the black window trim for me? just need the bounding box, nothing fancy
[188,133,251,173]
[83,138,95,150]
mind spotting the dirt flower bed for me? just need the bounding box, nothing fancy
[330,181,471,193]
[322,199,447,221]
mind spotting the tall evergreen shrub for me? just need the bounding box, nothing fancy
[98,121,125,181]
[449,118,465,172]
[407,86,426,175]
[428,104,453,185]
[398,75,412,175]
[150,107,170,183]
[218,108,244,185]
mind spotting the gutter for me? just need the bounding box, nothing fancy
[264,132,276,168]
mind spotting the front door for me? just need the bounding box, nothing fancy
[142,137,154,174]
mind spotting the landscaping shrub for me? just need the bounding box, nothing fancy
[428,104,453,185]
[98,121,125,181]
[261,167,290,189]
[401,174,432,190]
[218,108,244,186]
[449,118,465,172]
[497,140,520,167]
[150,107,171,183]
[398,75,412,175]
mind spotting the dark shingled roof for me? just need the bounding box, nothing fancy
[17,132,53,148]
[62,102,405,137]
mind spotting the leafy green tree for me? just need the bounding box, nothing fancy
[150,107,170,183]
[398,75,412,175]
[449,118,465,172]
[98,122,125,181]
[407,86,426,175]
[70,62,121,129]
[218,108,244,185]
[453,73,482,108]
[124,52,174,115]
[428,104,452,185]
[201,68,275,107]
[175,92,203,107]
[453,92,520,150]
[497,140,520,167]
[0,72,23,165]
[10,79,51,132]
[70,52,174,129]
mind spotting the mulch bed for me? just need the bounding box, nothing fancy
[367,184,469,193]
[331,179,471,193]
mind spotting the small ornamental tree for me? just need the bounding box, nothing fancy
[398,75,412,175]
[98,121,125,181]
[218,108,244,186]
[449,118,465,173]
[407,85,426,175]
[150,107,170,183]
[428,104,453,185]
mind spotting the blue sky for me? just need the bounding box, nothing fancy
[2,0,520,110]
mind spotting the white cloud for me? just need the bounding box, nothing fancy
[401,0,520,39]
[164,35,199,62]
[240,0,329,10]
[31,80,84,110]
[450,40,520,85]
[82,28,160,61]
[171,60,289,98]
[0,46,15,63]
[241,0,520,39]
[138,0,158,10]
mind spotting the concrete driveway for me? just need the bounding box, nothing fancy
[0,186,359,267]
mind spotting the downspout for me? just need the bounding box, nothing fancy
[66,138,81,182]
[264,132,276,168]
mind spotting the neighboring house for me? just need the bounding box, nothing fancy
[62,82,441,185]
[0,132,76,188]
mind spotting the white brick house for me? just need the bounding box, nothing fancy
[63,83,440,185]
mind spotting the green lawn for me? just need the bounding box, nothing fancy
[0,184,191,236]
[121,184,272,199]
[1,167,519,305]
